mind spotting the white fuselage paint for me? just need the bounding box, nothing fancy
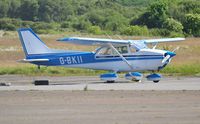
[61,59,162,72]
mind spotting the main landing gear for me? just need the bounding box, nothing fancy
[100,73,118,83]
[100,72,162,83]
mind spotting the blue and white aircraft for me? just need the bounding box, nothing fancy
[17,28,185,83]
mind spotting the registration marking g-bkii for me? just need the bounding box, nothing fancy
[59,56,83,65]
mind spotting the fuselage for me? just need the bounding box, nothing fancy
[29,49,168,72]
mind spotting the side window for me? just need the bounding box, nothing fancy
[117,46,128,54]
[95,45,131,58]
[96,47,112,56]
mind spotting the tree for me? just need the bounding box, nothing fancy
[170,1,200,23]
[103,13,128,32]
[147,1,168,28]
[19,0,39,21]
[38,0,74,22]
[87,10,105,27]
[183,14,200,37]
[180,1,200,14]
[0,0,9,18]
[7,0,21,18]
[133,1,169,28]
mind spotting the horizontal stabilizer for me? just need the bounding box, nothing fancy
[17,59,49,63]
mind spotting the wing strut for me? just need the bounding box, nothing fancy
[108,43,134,70]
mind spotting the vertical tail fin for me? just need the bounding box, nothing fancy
[17,28,52,57]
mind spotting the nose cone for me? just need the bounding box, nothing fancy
[166,51,176,57]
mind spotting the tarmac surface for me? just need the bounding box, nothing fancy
[0,75,200,124]
[0,75,200,91]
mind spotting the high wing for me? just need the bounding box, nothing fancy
[57,37,185,50]
[57,37,130,46]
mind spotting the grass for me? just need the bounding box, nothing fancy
[0,63,199,76]
[0,65,107,76]
[160,63,200,76]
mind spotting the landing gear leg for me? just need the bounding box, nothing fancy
[38,65,40,70]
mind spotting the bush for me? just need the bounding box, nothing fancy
[0,18,20,30]
[73,20,91,31]
[169,31,185,37]
[87,26,102,35]
[163,18,183,33]
[150,28,184,37]
[122,25,149,36]
[61,21,71,28]
[31,22,58,33]
[21,21,34,28]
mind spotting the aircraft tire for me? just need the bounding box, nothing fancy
[132,79,140,82]
[34,80,49,85]
[153,80,159,83]
[106,80,115,83]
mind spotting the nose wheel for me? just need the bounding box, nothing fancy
[146,73,161,83]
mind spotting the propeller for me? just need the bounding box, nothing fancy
[162,47,179,64]
[162,54,171,63]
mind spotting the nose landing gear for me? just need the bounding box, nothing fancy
[146,73,161,83]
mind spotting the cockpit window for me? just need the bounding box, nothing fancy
[96,46,129,56]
